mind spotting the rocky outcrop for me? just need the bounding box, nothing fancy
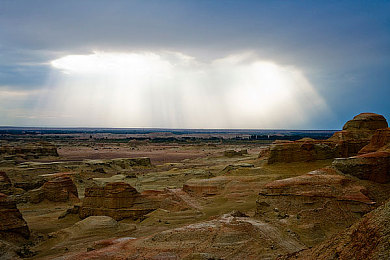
[264,113,388,164]
[82,157,152,176]
[359,128,390,154]
[69,212,305,260]
[328,113,388,157]
[284,199,390,260]
[28,176,79,203]
[333,151,390,183]
[342,113,388,131]
[0,141,58,159]
[256,168,374,246]
[266,140,336,164]
[79,182,155,221]
[0,193,30,239]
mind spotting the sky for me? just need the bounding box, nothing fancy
[0,0,389,129]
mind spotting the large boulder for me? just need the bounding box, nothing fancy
[283,199,390,260]
[256,168,374,246]
[79,182,155,221]
[28,176,79,203]
[332,151,390,183]
[0,193,30,240]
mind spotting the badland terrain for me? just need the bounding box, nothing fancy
[0,112,389,259]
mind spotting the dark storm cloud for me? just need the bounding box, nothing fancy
[0,0,389,128]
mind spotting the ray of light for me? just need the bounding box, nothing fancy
[24,51,329,128]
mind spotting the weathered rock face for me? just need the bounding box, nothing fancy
[284,199,390,260]
[29,176,79,203]
[266,140,336,164]
[265,113,389,164]
[328,113,388,157]
[256,168,374,246]
[359,128,390,154]
[0,193,30,239]
[342,113,388,131]
[333,151,390,183]
[70,212,305,260]
[0,141,58,158]
[0,172,12,194]
[79,182,155,221]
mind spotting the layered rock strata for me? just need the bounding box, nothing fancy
[333,151,390,183]
[29,176,79,203]
[284,199,390,260]
[0,193,30,239]
[79,182,155,221]
[266,140,336,164]
[263,113,388,164]
[0,141,58,158]
[358,128,390,154]
[256,168,374,246]
[328,112,388,157]
[69,212,305,259]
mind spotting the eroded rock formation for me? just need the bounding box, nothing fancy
[28,176,79,203]
[0,193,30,240]
[0,141,58,159]
[69,212,305,259]
[328,112,388,157]
[284,199,390,260]
[263,113,388,164]
[333,151,390,183]
[266,140,336,164]
[79,182,155,221]
[183,176,231,196]
[358,128,390,154]
[256,168,374,246]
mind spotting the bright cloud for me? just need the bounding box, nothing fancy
[26,51,328,128]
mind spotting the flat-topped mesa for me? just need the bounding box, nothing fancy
[265,139,336,164]
[342,113,388,131]
[0,141,58,159]
[79,182,156,221]
[28,175,79,203]
[328,112,388,157]
[256,168,374,246]
[0,193,30,240]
